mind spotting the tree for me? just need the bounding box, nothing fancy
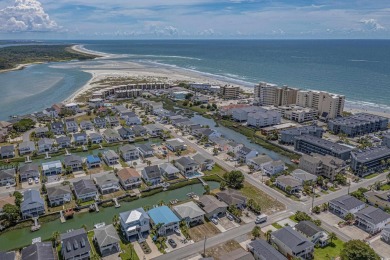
[328,232,337,244]
[285,186,292,194]
[248,164,255,173]
[313,219,321,226]
[312,206,321,214]
[13,191,23,207]
[340,240,380,260]
[265,230,272,242]
[223,170,244,189]
[251,226,261,239]
[204,185,210,195]
[2,204,20,223]
[41,183,47,194]
[81,224,88,231]
[220,181,227,190]
[316,176,324,186]
[345,213,355,222]
[112,214,119,227]
[212,147,219,155]
[335,174,347,186]
[322,202,329,212]
[52,231,60,246]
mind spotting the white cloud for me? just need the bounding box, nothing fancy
[198,28,215,36]
[360,18,386,31]
[0,0,59,32]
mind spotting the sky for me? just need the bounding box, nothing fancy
[0,0,389,39]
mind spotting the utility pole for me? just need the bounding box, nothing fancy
[311,186,315,215]
[203,236,207,257]
[348,179,351,194]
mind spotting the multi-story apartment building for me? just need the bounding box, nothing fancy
[280,126,324,145]
[350,146,390,177]
[219,85,240,99]
[254,82,299,106]
[278,106,318,123]
[247,110,281,128]
[299,153,346,181]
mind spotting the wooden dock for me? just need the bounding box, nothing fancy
[197,177,208,186]
[113,198,120,208]
[60,210,66,223]
[94,202,100,212]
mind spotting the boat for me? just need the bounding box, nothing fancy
[64,209,74,219]
[94,222,106,229]
[31,225,41,232]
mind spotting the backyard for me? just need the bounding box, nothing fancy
[314,239,344,260]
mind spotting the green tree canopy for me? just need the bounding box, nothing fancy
[223,170,244,189]
[341,240,380,260]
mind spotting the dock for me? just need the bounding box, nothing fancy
[65,149,71,156]
[25,156,32,163]
[44,152,51,159]
[31,217,41,232]
[60,210,66,223]
[113,198,121,208]
[94,202,100,212]
[197,177,208,186]
[82,145,88,151]
[99,144,103,150]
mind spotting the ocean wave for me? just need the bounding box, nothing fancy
[348,59,380,63]
[345,100,390,113]
[124,54,202,61]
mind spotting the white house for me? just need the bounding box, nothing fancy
[262,160,285,176]
[355,206,390,234]
[173,201,205,227]
[329,195,366,219]
[236,146,258,163]
[120,208,150,241]
[42,161,62,176]
[247,155,273,171]
[291,169,317,184]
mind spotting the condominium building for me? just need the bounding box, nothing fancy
[299,153,346,181]
[254,82,299,106]
[280,126,324,145]
[350,146,390,177]
[294,135,353,161]
[247,110,281,128]
[328,113,388,137]
[220,85,240,99]
[278,106,318,123]
[296,90,345,120]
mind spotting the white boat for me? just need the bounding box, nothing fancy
[94,222,106,229]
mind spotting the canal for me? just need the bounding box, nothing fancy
[0,182,219,251]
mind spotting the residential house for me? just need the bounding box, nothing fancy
[119,144,139,161]
[37,138,55,153]
[226,141,244,154]
[56,136,71,149]
[86,155,101,168]
[141,165,162,185]
[291,169,317,184]
[18,141,36,155]
[0,169,15,187]
[65,120,78,133]
[43,107,59,118]
[247,155,273,172]
[125,115,142,126]
[329,194,366,218]
[236,146,258,163]
[165,138,187,152]
[19,164,40,182]
[381,224,390,244]
[197,128,221,140]
[117,168,142,190]
[198,195,228,219]
[173,201,205,226]
[94,117,107,128]
[94,174,120,194]
[103,129,121,143]
[42,160,62,176]
[262,160,285,176]
[209,137,230,151]
[60,229,91,260]
[137,144,154,158]
[216,189,247,209]
[0,145,14,159]
[247,239,287,260]
[174,157,200,178]
[47,185,72,207]
[64,103,80,113]
[73,179,98,202]
[295,220,329,247]
[73,133,88,146]
[159,163,180,179]
[299,153,346,182]
[21,242,56,260]
[89,132,103,144]
[355,206,390,234]
[103,150,120,165]
[271,226,315,259]
[34,127,49,138]
[120,208,150,241]
[93,224,120,257]
[118,127,135,140]
[275,175,302,194]
[364,190,390,210]
[51,121,65,135]
[21,189,45,219]
[80,120,94,130]
[148,206,180,236]
[63,155,83,172]
[132,125,147,136]
[144,124,164,137]
[106,116,120,127]
[219,248,255,260]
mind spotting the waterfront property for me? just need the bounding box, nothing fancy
[19,164,40,182]
[141,165,162,185]
[86,155,101,168]
[56,136,71,149]
[132,125,147,136]
[93,224,120,257]
[144,124,163,137]
[172,201,205,227]
[119,144,139,161]
[350,146,390,177]
[73,179,98,202]
[47,184,72,207]
[137,144,154,158]
[94,174,120,195]
[18,141,36,155]
[89,132,103,144]
[192,153,214,171]
[0,169,16,187]
[247,155,273,172]
[120,208,150,242]
[37,138,56,154]
[159,163,180,179]
[166,138,187,152]
[118,127,135,140]
[21,242,56,260]
[329,194,366,219]
[42,160,62,176]
[63,155,83,172]
[0,145,15,159]
[247,110,281,128]
[103,150,119,165]
[148,206,180,236]
[262,160,285,176]
[295,220,329,247]
[20,189,45,219]
[117,168,142,190]
[60,229,91,260]
[198,195,228,219]
[174,157,200,178]
[235,146,258,163]
[216,189,246,209]
[294,135,353,161]
[299,153,346,182]
[247,239,287,260]
[271,226,315,259]
[280,126,324,145]
[355,206,390,234]
[103,129,121,143]
[73,133,88,146]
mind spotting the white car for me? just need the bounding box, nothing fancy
[211,218,218,225]
[28,178,33,185]
[34,177,39,184]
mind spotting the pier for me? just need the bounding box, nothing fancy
[94,202,100,212]
[197,177,208,186]
[113,198,120,208]
[65,149,71,156]
[25,156,32,163]
[31,217,41,232]
[44,152,51,159]
[60,210,66,223]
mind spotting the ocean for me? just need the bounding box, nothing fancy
[0,40,390,119]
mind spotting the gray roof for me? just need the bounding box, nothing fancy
[199,195,228,213]
[143,165,161,179]
[276,175,302,188]
[192,153,213,165]
[104,150,119,160]
[159,163,180,174]
[248,239,286,260]
[295,220,324,237]
[295,135,354,154]
[221,248,254,260]
[330,195,366,211]
[103,129,120,138]
[89,132,102,139]
[281,125,323,136]
[0,251,16,260]
[355,206,390,225]
[144,124,162,131]
[20,164,39,174]
[94,174,119,186]
[216,189,246,206]
[166,139,185,148]
[21,242,55,260]
[0,145,14,154]
[238,146,255,155]
[80,120,93,127]
[37,138,54,146]
[64,155,83,165]
[73,179,98,196]
[47,185,71,199]
[35,127,49,133]
[137,144,154,153]
[119,144,138,154]
[60,229,91,259]
[21,190,44,212]
[19,141,35,150]
[351,146,390,163]
[56,136,71,143]
[173,201,205,219]
[291,169,317,182]
[0,169,15,179]
[94,224,120,247]
[272,226,314,253]
[73,133,87,140]
[249,154,273,165]
[176,157,198,168]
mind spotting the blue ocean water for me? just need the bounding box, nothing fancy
[0,40,390,120]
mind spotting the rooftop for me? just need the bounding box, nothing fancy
[352,146,390,163]
[272,226,314,253]
[295,134,354,154]
[248,239,286,260]
[330,194,366,211]
[355,206,390,225]
[173,201,205,219]
[148,206,180,225]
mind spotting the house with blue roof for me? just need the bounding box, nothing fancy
[86,155,101,168]
[148,206,180,236]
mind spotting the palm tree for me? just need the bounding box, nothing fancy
[265,230,272,243]
[322,202,329,212]
[251,226,261,239]
[112,214,119,227]
[147,160,152,166]
[329,232,337,244]
[52,231,60,246]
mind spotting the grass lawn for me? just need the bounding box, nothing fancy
[364,173,379,179]
[329,187,336,192]
[289,215,299,223]
[380,183,390,191]
[204,164,227,178]
[272,222,283,229]
[314,239,344,260]
[240,182,285,213]
[75,114,96,123]
[78,199,95,207]
[119,241,139,260]
[87,231,98,256]
[321,190,329,195]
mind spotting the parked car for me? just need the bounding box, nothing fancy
[255,214,268,224]
[34,177,39,184]
[226,214,234,221]
[28,178,33,185]
[211,218,218,225]
[168,239,177,248]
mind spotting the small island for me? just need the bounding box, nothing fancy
[0,44,100,72]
